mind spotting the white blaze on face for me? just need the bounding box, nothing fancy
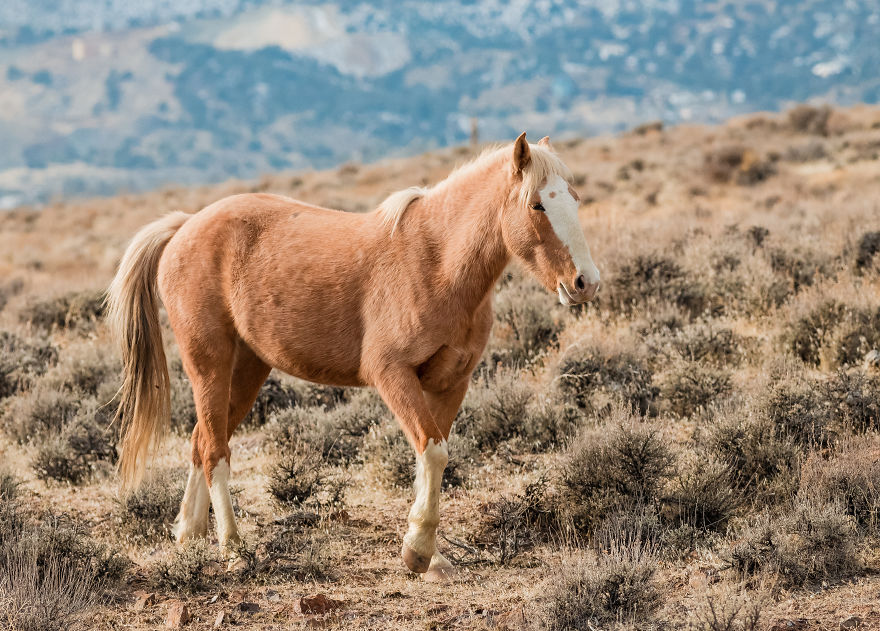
[539,174,600,304]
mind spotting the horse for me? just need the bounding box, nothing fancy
[106,133,600,581]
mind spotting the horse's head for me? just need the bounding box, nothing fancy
[501,133,600,305]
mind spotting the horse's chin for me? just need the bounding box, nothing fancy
[557,283,577,306]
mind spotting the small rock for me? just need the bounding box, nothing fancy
[238,601,260,613]
[299,593,344,615]
[865,350,880,370]
[213,611,225,629]
[266,589,281,603]
[166,602,191,628]
[841,616,862,629]
[133,591,156,612]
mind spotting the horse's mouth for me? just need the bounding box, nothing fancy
[557,283,577,306]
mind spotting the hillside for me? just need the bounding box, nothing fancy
[1,0,880,207]
[1,105,880,630]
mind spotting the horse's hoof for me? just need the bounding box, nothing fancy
[422,564,457,583]
[402,543,432,573]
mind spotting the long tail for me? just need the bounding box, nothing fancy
[105,211,192,491]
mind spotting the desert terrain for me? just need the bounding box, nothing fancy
[2,104,880,630]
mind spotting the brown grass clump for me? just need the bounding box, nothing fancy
[724,498,859,587]
[801,441,880,534]
[362,419,466,490]
[706,410,801,506]
[150,539,219,594]
[688,588,763,631]
[18,290,104,332]
[660,361,732,417]
[787,104,831,135]
[556,345,657,417]
[1,498,128,631]
[115,467,186,541]
[855,231,880,272]
[456,370,578,454]
[541,542,659,630]
[703,145,775,185]
[607,252,710,318]
[486,272,570,368]
[556,409,674,533]
[267,441,347,511]
[0,332,57,401]
[667,458,741,533]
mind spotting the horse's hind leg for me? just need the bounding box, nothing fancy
[226,339,271,439]
[172,330,243,553]
[174,424,210,542]
[174,339,269,546]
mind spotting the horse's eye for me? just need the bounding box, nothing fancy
[532,203,545,212]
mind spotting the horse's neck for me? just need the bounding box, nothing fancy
[423,163,511,312]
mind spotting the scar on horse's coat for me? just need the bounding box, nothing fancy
[106,133,600,581]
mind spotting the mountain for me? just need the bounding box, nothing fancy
[1,0,879,208]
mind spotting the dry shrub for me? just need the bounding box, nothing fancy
[688,587,763,631]
[0,332,57,400]
[4,384,83,443]
[487,272,569,368]
[855,231,880,273]
[1,506,128,631]
[556,345,657,417]
[258,531,334,582]
[764,377,837,448]
[116,467,186,540]
[18,290,104,332]
[821,370,880,433]
[31,403,118,485]
[801,442,880,534]
[660,362,732,417]
[667,458,741,533]
[151,539,218,593]
[457,371,578,453]
[361,420,465,490]
[787,104,831,135]
[783,140,828,163]
[556,410,674,533]
[0,543,98,631]
[724,498,858,587]
[267,390,387,465]
[607,253,710,318]
[542,543,659,630]
[766,246,829,294]
[268,441,347,511]
[703,146,775,185]
[661,321,747,367]
[474,478,556,564]
[706,407,801,505]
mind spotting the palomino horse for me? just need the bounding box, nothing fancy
[107,133,599,581]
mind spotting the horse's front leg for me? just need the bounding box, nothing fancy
[372,367,467,580]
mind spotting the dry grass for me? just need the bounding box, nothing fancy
[0,104,879,628]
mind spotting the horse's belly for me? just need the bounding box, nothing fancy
[235,308,366,388]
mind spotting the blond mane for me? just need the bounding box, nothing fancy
[377,141,572,235]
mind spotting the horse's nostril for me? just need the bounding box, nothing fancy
[575,274,586,291]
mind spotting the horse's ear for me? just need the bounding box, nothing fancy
[538,136,554,151]
[513,132,531,173]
